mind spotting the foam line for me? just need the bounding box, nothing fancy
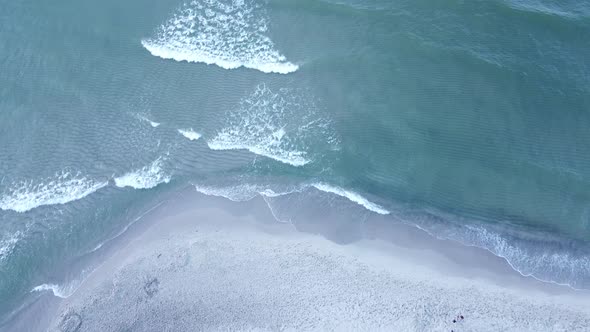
[311,183,390,215]
[142,0,298,74]
[0,172,107,213]
[177,129,202,141]
[114,158,171,190]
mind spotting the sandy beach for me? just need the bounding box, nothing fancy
[6,190,590,332]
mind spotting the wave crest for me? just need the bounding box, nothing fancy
[178,128,202,141]
[311,183,390,215]
[114,158,171,190]
[194,181,387,215]
[135,114,160,128]
[141,0,298,74]
[207,84,338,167]
[0,172,107,213]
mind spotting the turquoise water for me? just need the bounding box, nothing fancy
[1,0,590,321]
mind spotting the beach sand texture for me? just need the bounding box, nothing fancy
[11,193,587,332]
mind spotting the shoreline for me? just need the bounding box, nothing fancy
[6,189,590,331]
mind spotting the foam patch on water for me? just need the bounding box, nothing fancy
[114,158,171,190]
[208,84,338,167]
[312,183,390,215]
[177,128,202,141]
[0,231,21,261]
[141,0,298,74]
[0,172,108,213]
[135,114,161,128]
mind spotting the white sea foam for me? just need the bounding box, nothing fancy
[141,0,298,74]
[194,184,262,202]
[0,172,108,213]
[461,224,590,288]
[194,183,299,223]
[194,183,300,201]
[0,231,21,261]
[114,158,171,190]
[193,180,388,215]
[192,180,590,287]
[312,183,390,215]
[177,128,202,141]
[208,134,309,166]
[208,84,338,167]
[31,282,79,299]
[136,114,161,128]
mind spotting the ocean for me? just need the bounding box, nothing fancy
[1,0,589,323]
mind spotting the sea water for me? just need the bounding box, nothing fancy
[1,0,589,322]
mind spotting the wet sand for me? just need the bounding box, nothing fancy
[7,191,590,332]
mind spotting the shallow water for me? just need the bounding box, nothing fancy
[1,0,589,321]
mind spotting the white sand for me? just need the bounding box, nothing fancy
[17,194,590,332]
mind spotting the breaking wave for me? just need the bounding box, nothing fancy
[141,0,298,74]
[207,84,338,167]
[192,181,590,289]
[178,128,202,141]
[436,222,590,289]
[0,172,108,213]
[114,158,171,190]
[135,114,161,128]
[194,181,387,215]
[311,183,390,215]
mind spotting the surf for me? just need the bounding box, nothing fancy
[141,0,298,74]
[177,128,202,141]
[207,84,338,167]
[190,181,590,289]
[114,157,171,190]
[311,183,390,215]
[0,172,108,213]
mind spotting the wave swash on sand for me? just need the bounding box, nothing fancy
[141,0,298,74]
[192,181,590,289]
[30,282,79,299]
[194,181,389,216]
